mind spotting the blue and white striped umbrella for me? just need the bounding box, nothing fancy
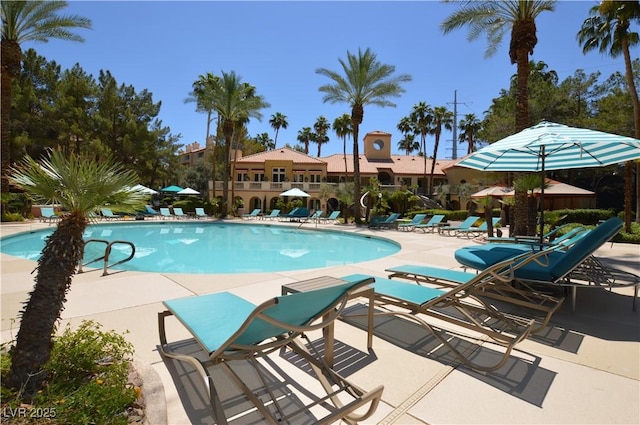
[457,121,640,241]
[457,121,640,172]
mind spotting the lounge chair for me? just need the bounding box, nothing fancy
[438,216,480,236]
[242,208,262,220]
[397,213,427,231]
[489,226,587,248]
[158,276,383,424]
[263,209,280,220]
[413,214,445,233]
[455,217,502,238]
[279,207,310,222]
[39,206,60,224]
[304,210,323,223]
[100,208,122,221]
[455,217,638,311]
[340,248,561,372]
[144,205,159,216]
[368,212,400,229]
[319,210,341,224]
[194,207,209,219]
[159,207,173,220]
[385,265,564,333]
[173,207,188,219]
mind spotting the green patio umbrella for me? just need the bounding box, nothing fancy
[457,121,640,242]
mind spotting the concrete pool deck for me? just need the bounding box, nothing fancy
[1,219,638,424]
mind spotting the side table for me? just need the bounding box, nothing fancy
[281,276,374,367]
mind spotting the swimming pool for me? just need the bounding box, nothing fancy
[0,222,400,274]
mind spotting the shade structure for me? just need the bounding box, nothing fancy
[161,185,184,193]
[130,184,158,195]
[457,121,640,241]
[470,186,513,199]
[177,187,200,195]
[279,188,310,197]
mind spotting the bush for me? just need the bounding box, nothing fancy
[548,209,615,225]
[1,321,139,425]
[1,212,25,222]
[172,198,217,215]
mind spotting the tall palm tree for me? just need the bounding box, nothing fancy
[317,48,412,224]
[428,106,454,195]
[333,113,353,182]
[578,0,640,229]
[297,127,313,154]
[269,112,288,148]
[1,0,91,194]
[409,102,434,195]
[396,116,418,154]
[442,0,556,236]
[209,71,269,217]
[6,150,145,394]
[185,72,221,197]
[397,133,419,155]
[312,115,330,157]
[458,113,482,155]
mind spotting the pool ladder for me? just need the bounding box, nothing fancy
[78,239,136,276]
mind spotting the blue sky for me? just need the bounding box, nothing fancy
[27,1,636,158]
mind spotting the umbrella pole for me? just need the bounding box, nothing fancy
[539,146,546,246]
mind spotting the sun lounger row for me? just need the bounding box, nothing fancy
[156,217,636,423]
[158,244,568,424]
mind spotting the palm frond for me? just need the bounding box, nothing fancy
[8,150,145,214]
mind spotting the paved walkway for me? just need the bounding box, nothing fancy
[1,219,638,424]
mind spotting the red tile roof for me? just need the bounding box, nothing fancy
[236,147,326,164]
[324,154,453,176]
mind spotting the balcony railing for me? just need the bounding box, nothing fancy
[213,181,408,194]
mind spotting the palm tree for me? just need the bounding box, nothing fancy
[458,113,482,155]
[269,112,288,148]
[185,72,221,197]
[312,115,330,157]
[409,102,434,195]
[297,127,313,154]
[578,0,640,229]
[6,150,145,394]
[397,133,419,155]
[428,106,454,195]
[316,48,412,224]
[1,0,91,194]
[332,113,353,182]
[209,71,269,217]
[442,0,556,236]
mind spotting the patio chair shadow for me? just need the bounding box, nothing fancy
[158,339,320,425]
[544,288,640,343]
[342,304,557,407]
[280,337,377,378]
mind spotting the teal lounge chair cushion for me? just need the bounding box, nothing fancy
[455,218,623,282]
[164,292,256,354]
[342,273,446,306]
[164,279,366,355]
[386,264,473,284]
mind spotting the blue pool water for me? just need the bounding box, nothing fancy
[0,222,400,274]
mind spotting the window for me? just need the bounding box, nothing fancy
[309,174,321,183]
[272,168,286,182]
[237,173,248,182]
[254,173,265,182]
